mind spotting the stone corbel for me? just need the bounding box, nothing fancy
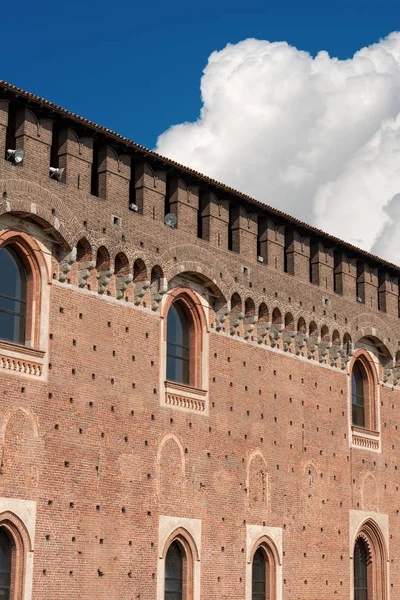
[229,311,244,336]
[151,277,168,311]
[116,274,134,300]
[244,316,257,340]
[215,302,231,332]
[383,361,394,384]
[257,321,271,344]
[269,324,283,348]
[318,341,332,363]
[282,330,296,352]
[392,366,400,386]
[329,344,342,367]
[78,260,95,287]
[306,335,319,359]
[340,343,354,369]
[133,279,150,305]
[294,332,308,355]
[59,247,77,283]
[97,268,113,294]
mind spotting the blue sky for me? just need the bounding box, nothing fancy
[1,0,398,149]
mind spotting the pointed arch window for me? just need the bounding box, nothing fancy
[167,303,190,385]
[0,247,27,345]
[165,541,183,600]
[354,538,369,600]
[0,528,11,600]
[252,548,267,600]
[352,360,367,428]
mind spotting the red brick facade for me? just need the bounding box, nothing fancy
[0,80,398,599]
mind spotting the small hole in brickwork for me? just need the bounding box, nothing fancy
[89,401,93,407]
[48,500,53,506]
[49,333,53,339]
[64,461,69,468]
[79,313,83,319]
[96,505,100,511]
[55,424,59,430]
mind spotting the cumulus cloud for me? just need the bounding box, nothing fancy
[155,32,400,263]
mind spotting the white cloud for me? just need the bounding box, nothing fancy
[155,32,400,263]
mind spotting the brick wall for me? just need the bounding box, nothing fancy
[0,85,399,599]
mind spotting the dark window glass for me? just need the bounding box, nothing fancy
[352,361,366,428]
[167,303,190,385]
[0,247,27,344]
[165,542,183,600]
[0,529,12,600]
[354,538,368,600]
[252,548,267,600]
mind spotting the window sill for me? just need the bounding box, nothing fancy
[164,381,208,413]
[351,425,380,451]
[0,339,45,378]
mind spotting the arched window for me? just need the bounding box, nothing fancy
[354,538,369,600]
[252,548,267,600]
[167,303,190,385]
[0,528,12,600]
[352,360,367,428]
[0,247,27,345]
[165,541,183,600]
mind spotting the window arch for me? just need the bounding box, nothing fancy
[249,538,278,600]
[354,537,369,600]
[352,519,388,600]
[252,548,267,600]
[167,302,191,385]
[351,353,378,432]
[165,541,183,600]
[0,528,12,600]
[352,360,367,428]
[0,247,27,345]
[160,526,200,600]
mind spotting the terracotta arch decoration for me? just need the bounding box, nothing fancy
[163,288,207,389]
[0,230,49,348]
[249,535,281,600]
[353,518,388,600]
[0,510,33,600]
[161,527,200,600]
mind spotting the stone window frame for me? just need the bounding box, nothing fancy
[157,516,201,600]
[246,524,283,600]
[348,349,381,452]
[160,287,209,415]
[0,498,36,600]
[349,510,389,600]
[0,227,50,380]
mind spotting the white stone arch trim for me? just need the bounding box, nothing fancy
[0,498,36,600]
[347,348,381,452]
[157,515,201,600]
[349,510,389,600]
[246,523,283,600]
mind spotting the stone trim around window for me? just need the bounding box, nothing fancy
[0,497,36,600]
[349,510,389,600]
[159,287,210,416]
[246,523,283,600]
[348,349,381,453]
[0,218,51,381]
[157,515,202,600]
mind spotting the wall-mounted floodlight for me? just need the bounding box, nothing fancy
[49,167,65,181]
[6,149,24,164]
[164,213,177,228]
[129,203,139,212]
